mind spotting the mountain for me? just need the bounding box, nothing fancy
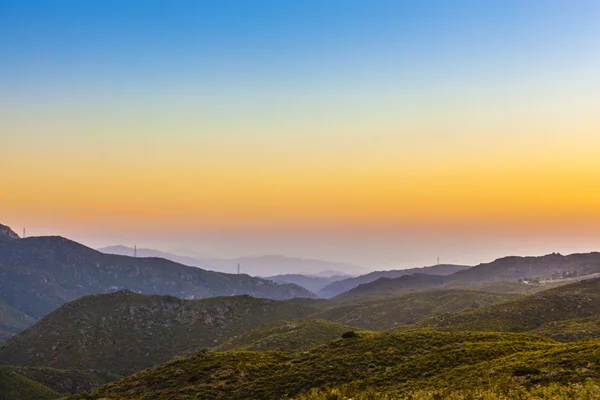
[0,224,19,241]
[0,226,316,342]
[98,246,365,276]
[0,291,321,375]
[335,252,600,298]
[66,330,587,400]
[214,319,360,353]
[265,273,350,293]
[419,276,600,334]
[318,264,470,298]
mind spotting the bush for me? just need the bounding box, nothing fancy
[341,331,358,339]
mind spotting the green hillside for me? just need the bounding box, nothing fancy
[420,277,600,333]
[0,298,35,343]
[0,291,320,375]
[317,289,518,330]
[0,366,58,400]
[67,330,571,400]
[214,319,360,352]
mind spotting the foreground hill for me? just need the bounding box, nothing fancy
[339,252,600,298]
[0,291,320,375]
[68,330,583,400]
[0,225,315,341]
[420,277,600,334]
[99,246,365,276]
[318,264,470,298]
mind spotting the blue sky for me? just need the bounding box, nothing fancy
[2,1,600,268]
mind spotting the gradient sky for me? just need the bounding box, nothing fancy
[2,1,600,270]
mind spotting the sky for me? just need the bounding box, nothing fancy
[1,1,600,270]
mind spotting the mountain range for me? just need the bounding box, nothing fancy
[0,223,315,343]
[98,245,366,276]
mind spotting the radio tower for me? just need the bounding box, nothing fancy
[237,263,240,274]
[134,245,137,258]
[23,228,26,238]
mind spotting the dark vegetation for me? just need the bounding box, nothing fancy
[0,365,117,400]
[67,330,600,400]
[0,291,320,375]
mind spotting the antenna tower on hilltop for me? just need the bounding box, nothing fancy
[237,263,240,274]
[134,245,137,258]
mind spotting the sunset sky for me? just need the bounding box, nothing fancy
[2,1,600,270]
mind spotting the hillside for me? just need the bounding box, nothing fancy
[265,273,350,293]
[0,298,35,343]
[0,291,320,375]
[68,330,576,400]
[0,365,117,400]
[0,226,316,341]
[420,277,600,333]
[336,252,600,298]
[214,319,359,352]
[318,264,469,298]
[316,289,518,330]
[99,246,365,276]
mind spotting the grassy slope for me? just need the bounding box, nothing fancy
[0,291,320,375]
[316,289,518,330]
[0,366,59,400]
[69,330,564,400]
[419,277,600,333]
[214,319,360,352]
[0,297,36,344]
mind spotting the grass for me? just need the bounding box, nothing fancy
[68,330,577,400]
[419,277,600,333]
[0,366,58,400]
[214,319,361,352]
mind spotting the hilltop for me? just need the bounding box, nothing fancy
[0,224,20,241]
[318,264,469,298]
[0,291,320,375]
